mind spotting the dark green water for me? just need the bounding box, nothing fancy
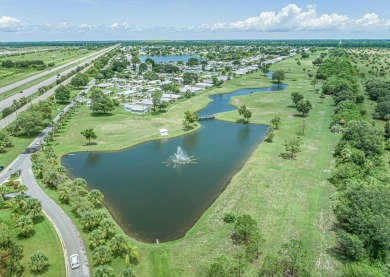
[61,83,287,242]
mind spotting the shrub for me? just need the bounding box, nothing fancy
[223,213,236,223]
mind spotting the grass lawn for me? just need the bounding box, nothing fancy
[43,52,342,276]
[0,208,65,277]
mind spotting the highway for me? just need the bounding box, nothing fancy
[0,44,118,112]
[0,80,96,277]
[0,45,114,95]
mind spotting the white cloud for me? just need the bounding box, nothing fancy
[0,16,23,31]
[192,4,390,33]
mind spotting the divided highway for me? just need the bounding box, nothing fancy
[0,44,118,112]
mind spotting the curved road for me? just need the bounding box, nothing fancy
[0,81,96,277]
[0,44,118,112]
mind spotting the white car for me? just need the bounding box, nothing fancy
[70,254,80,269]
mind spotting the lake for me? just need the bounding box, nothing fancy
[61,81,287,243]
[140,55,204,63]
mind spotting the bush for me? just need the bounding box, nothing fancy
[223,213,236,223]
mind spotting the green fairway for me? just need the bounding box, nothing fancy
[0,208,65,277]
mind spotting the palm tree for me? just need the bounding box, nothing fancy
[88,229,105,249]
[24,198,42,221]
[125,245,139,266]
[93,265,114,277]
[28,250,49,273]
[16,215,33,237]
[17,184,28,195]
[110,234,128,256]
[92,246,111,265]
[99,219,115,239]
[0,186,7,198]
[88,189,104,208]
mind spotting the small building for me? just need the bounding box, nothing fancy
[159,129,168,136]
[124,104,150,114]
[96,82,114,89]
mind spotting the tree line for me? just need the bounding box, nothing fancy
[319,48,390,276]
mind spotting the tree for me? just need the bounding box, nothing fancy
[312,57,323,67]
[28,250,49,273]
[207,256,230,277]
[320,93,326,103]
[81,128,97,145]
[259,255,282,277]
[183,72,198,85]
[89,229,106,249]
[138,63,147,73]
[272,70,285,84]
[93,265,114,277]
[270,116,281,129]
[99,219,115,239]
[232,214,258,244]
[296,99,312,116]
[283,136,303,159]
[237,105,252,123]
[71,73,89,88]
[385,121,390,139]
[110,234,128,256]
[278,239,308,277]
[183,110,198,129]
[291,92,304,106]
[15,110,43,136]
[143,70,158,81]
[17,184,27,195]
[23,198,42,221]
[88,189,103,208]
[90,88,115,114]
[125,245,139,265]
[265,127,275,143]
[119,266,136,277]
[151,91,163,111]
[93,246,111,265]
[246,231,265,261]
[55,85,71,103]
[16,215,33,237]
[310,78,318,90]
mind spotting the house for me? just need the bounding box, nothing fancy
[161,93,182,102]
[124,104,150,114]
[135,99,154,106]
[117,90,136,97]
[179,85,203,94]
[96,82,114,89]
[194,82,213,89]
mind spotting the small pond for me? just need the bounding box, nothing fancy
[61,82,287,243]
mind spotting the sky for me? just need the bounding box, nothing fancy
[1,0,390,41]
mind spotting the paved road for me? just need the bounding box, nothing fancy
[0,44,118,112]
[0,80,96,277]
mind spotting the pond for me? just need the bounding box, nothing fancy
[140,55,204,63]
[61,82,287,243]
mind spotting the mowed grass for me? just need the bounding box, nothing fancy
[0,208,65,277]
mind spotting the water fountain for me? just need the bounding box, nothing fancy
[164,146,196,167]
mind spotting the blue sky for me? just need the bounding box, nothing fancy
[1,0,390,41]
